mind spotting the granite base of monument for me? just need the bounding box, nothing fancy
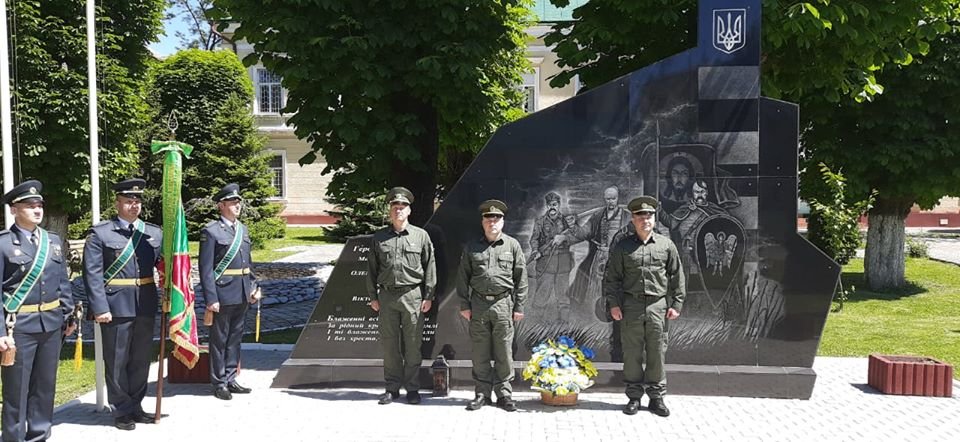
[271,359,816,399]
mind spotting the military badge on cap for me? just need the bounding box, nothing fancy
[628,196,659,214]
[387,186,414,205]
[479,199,508,216]
[3,179,44,205]
[215,183,242,202]
[113,178,146,199]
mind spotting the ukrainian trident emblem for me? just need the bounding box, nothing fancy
[713,9,746,54]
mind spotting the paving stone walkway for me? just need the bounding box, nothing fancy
[52,350,960,441]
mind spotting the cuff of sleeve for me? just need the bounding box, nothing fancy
[605,296,621,309]
[513,305,524,314]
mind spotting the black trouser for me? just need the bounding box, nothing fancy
[209,303,247,387]
[1,329,62,442]
[102,316,155,418]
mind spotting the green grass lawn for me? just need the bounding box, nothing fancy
[819,258,960,378]
[186,226,332,262]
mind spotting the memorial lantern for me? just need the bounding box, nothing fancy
[431,355,450,396]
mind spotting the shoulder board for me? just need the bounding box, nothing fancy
[93,220,112,228]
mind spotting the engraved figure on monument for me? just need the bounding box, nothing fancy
[527,192,575,323]
[566,186,632,310]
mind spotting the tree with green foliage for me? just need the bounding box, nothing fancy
[545,0,955,107]
[1,0,165,236]
[143,49,280,240]
[212,0,532,224]
[801,30,960,290]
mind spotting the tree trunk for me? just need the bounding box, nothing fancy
[392,95,439,227]
[864,197,913,291]
[43,208,70,247]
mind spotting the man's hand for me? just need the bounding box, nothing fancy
[513,312,524,321]
[420,300,432,313]
[0,336,14,352]
[551,234,566,246]
[610,306,623,321]
[370,300,380,312]
[459,309,471,321]
[64,323,77,337]
[95,312,113,324]
[529,251,541,261]
[248,288,262,304]
[666,308,680,320]
[207,302,220,313]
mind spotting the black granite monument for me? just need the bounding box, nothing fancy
[272,0,839,399]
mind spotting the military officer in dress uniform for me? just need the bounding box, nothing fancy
[0,179,76,442]
[366,186,436,405]
[603,196,685,417]
[457,200,527,412]
[82,178,163,430]
[199,183,260,401]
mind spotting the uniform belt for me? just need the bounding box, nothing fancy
[17,299,60,313]
[383,285,418,293]
[108,276,155,286]
[221,268,252,276]
[473,290,511,302]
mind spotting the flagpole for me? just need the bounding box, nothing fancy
[85,0,108,412]
[1,0,15,225]
[155,301,168,423]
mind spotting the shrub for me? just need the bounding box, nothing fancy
[906,237,929,258]
[807,163,875,265]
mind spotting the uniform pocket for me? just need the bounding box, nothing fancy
[216,276,234,287]
[497,252,513,270]
[403,245,422,270]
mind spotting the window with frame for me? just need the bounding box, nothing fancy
[268,153,285,198]
[520,71,538,113]
[257,69,284,114]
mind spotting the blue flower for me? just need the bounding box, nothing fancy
[582,347,595,360]
[539,359,550,368]
[533,344,547,353]
[558,336,575,348]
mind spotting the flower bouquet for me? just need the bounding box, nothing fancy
[522,336,598,406]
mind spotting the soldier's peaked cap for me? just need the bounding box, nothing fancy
[628,196,658,214]
[479,199,507,216]
[215,183,242,202]
[387,187,414,205]
[113,178,146,198]
[3,179,43,205]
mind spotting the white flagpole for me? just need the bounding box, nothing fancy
[86,0,107,411]
[1,0,14,225]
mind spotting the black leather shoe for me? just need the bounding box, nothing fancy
[378,391,400,405]
[214,386,233,401]
[114,415,136,431]
[132,411,155,424]
[227,382,252,394]
[648,397,670,417]
[623,399,641,415]
[406,391,422,404]
[465,394,492,411]
[496,397,518,412]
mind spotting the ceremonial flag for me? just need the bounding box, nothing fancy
[152,140,200,368]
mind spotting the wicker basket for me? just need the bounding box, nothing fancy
[540,391,578,406]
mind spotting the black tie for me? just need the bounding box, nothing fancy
[30,233,37,246]
[128,224,135,234]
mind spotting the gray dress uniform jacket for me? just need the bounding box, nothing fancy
[82,219,163,318]
[198,219,257,306]
[0,226,74,336]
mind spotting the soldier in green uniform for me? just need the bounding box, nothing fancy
[366,186,436,405]
[457,200,527,412]
[603,195,685,417]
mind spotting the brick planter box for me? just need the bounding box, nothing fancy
[868,354,953,397]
